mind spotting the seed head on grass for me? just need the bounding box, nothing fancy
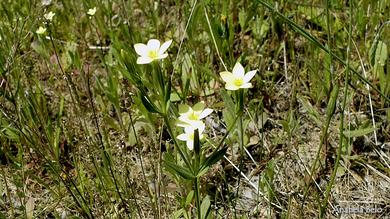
[134,39,172,64]
[220,62,256,90]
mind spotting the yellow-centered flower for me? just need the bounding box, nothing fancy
[220,62,256,90]
[177,124,205,150]
[44,11,55,21]
[87,7,97,16]
[177,101,213,129]
[134,39,172,64]
[36,26,46,35]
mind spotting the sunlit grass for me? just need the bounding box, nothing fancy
[0,0,389,218]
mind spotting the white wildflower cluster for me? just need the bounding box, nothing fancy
[132,38,256,150]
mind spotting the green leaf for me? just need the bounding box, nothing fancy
[170,93,181,102]
[200,195,211,219]
[172,209,185,219]
[164,159,195,180]
[343,125,379,138]
[200,147,227,171]
[374,41,388,66]
[140,94,160,114]
[238,10,247,29]
[298,95,322,126]
[326,84,339,117]
[220,90,235,114]
[196,166,209,178]
[164,79,172,105]
[185,190,194,206]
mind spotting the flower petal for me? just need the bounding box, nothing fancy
[134,43,148,56]
[156,53,168,60]
[199,108,213,119]
[240,82,252,89]
[244,70,256,83]
[147,39,160,51]
[177,133,188,141]
[186,140,194,150]
[137,56,153,64]
[232,62,245,78]
[225,84,239,90]
[176,120,190,127]
[159,40,172,55]
[182,120,204,130]
[220,71,234,83]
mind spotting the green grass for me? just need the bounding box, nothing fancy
[0,0,389,218]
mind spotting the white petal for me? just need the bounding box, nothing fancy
[137,56,153,64]
[225,84,239,90]
[244,70,256,82]
[176,120,190,127]
[178,114,188,121]
[156,53,168,60]
[199,108,213,119]
[240,82,252,89]
[177,133,188,141]
[232,62,245,78]
[220,71,234,83]
[186,140,194,150]
[197,123,205,133]
[134,43,148,56]
[183,121,204,131]
[147,39,160,51]
[159,40,172,55]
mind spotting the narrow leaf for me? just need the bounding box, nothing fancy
[200,147,227,171]
[164,160,195,180]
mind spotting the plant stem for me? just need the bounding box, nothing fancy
[320,1,353,216]
[162,114,193,172]
[194,177,201,219]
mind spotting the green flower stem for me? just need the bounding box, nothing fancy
[233,89,245,215]
[162,114,193,172]
[235,89,245,155]
[194,177,201,219]
[320,2,353,216]
[193,129,201,218]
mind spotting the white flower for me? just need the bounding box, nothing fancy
[87,7,97,16]
[36,26,46,35]
[220,62,256,90]
[177,101,213,129]
[134,39,172,64]
[41,0,52,6]
[44,11,55,21]
[177,124,205,150]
